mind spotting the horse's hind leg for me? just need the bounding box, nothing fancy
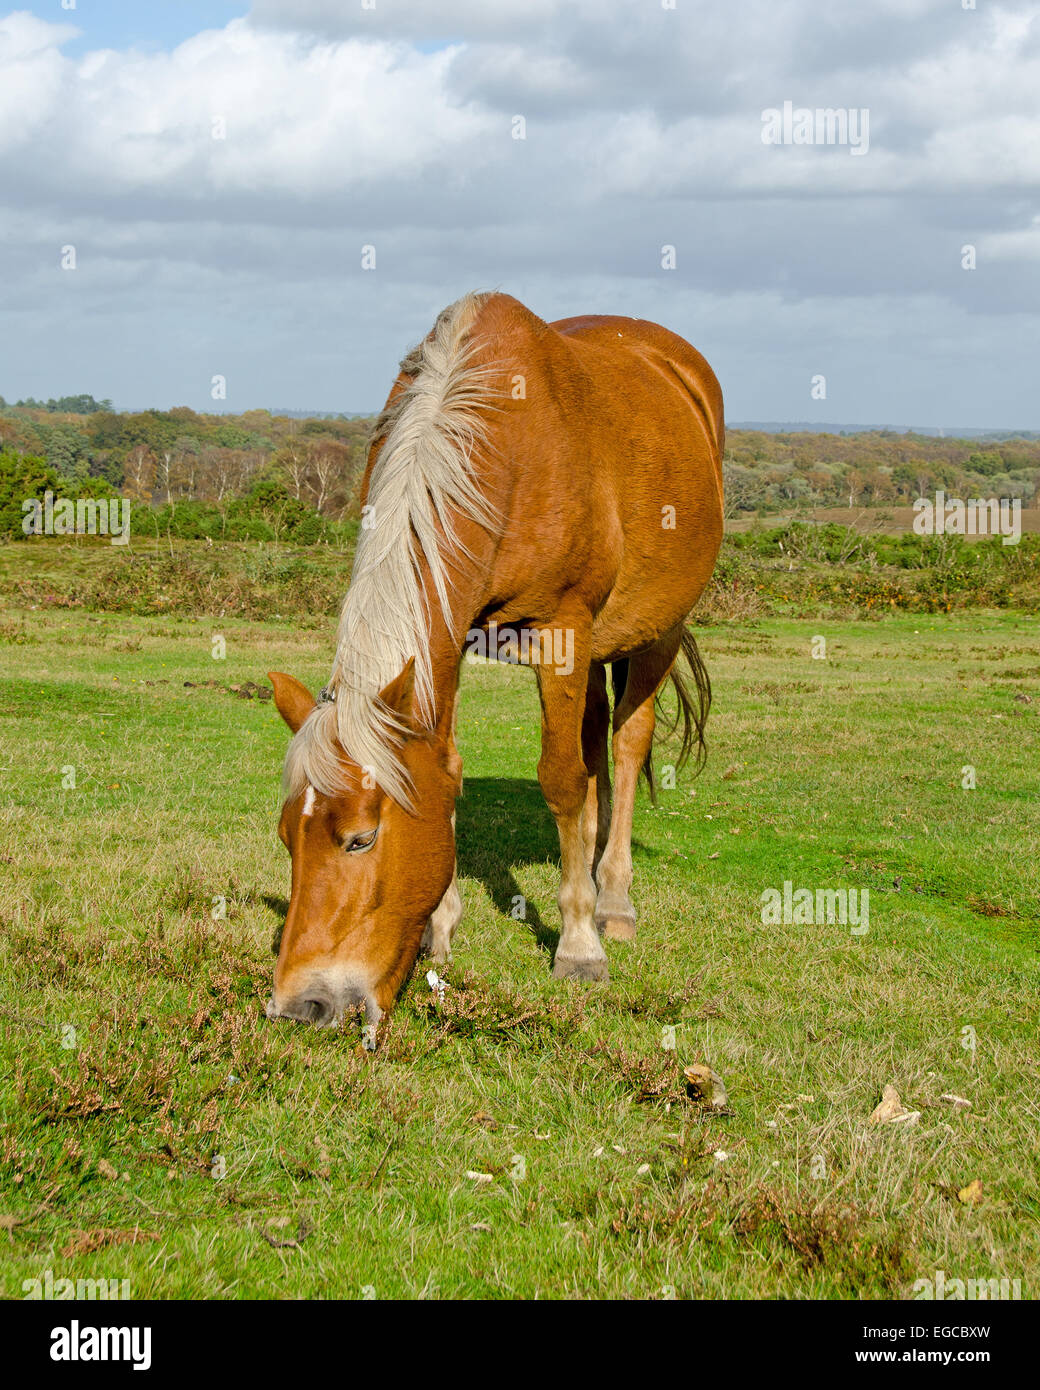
[581,663,611,876]
[595,630,683,940]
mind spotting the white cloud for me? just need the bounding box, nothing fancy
[0,1,1037,421]
[249,0,564,41]
[1,14,494,200]
[0,12,78,146]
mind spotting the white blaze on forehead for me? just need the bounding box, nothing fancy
[301,785,317,817]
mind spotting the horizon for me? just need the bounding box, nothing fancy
[4,393,1039,442]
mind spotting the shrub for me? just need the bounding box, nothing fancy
[0,450,60,539]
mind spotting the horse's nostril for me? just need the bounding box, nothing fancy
[296,996,334,1026]
[267,983,366,1027]
[272,993,335,1026]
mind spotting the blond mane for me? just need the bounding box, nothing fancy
[284,291,500,809]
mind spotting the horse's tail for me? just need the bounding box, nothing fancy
[665,627,712,777]
[610,628,712,804]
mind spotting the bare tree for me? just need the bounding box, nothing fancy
[155,451,174,506]
[278,442,309,500]
[172,436,202,499]
[307,439,353,515]
[124,445,156,502]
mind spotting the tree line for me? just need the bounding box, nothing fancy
[723,429,1040,514]
[0,398,374,541]
[1,396,1038,544]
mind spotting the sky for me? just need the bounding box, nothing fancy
[1,0,1039,427]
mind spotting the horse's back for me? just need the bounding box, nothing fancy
[549,311,725,466]
[469,294,723,493]
[454,293,725,652]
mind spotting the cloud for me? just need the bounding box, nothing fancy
[0,12,493,204]
[0,1,1037,422]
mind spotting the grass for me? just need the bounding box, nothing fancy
[1,581,1038,1299]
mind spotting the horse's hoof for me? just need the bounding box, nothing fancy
[552,953,609,982]
[419,924,452,964]
[598,915,637,941]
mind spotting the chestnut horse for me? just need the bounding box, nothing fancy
[266,291,724,1031]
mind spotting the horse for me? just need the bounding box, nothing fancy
[266,291,724,1032]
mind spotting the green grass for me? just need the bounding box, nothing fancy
[1,597,1038,1300]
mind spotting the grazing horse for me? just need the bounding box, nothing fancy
[266,291,724,1031]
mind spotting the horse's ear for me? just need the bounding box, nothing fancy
[268,671,316,734]
[377,657,417,729]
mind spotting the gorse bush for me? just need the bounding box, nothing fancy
[135,489,347,545]
[730,521,1040,575]
[0,450,59,539]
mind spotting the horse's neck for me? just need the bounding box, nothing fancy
[419,544,488,741]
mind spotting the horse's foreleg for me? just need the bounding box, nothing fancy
[421,824,462,964]
[422,689,463,965]
[535,628,608,983]
[595,631,682,940]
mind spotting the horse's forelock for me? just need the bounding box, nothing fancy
[282,694,416,810]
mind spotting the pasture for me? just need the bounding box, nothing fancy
[1,583,1038,1299]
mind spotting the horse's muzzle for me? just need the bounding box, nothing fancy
[265,977,381,1029]
[266,991,337,1026]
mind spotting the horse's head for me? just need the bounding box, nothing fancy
[265,660,458,1031]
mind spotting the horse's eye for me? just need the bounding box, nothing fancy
[343,828,378,854]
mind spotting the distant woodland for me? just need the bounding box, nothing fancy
[1,393,1038,542]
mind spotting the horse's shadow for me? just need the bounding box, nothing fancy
[263,894,290,956]
[455,776,559,955]
[448,777,662,959]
